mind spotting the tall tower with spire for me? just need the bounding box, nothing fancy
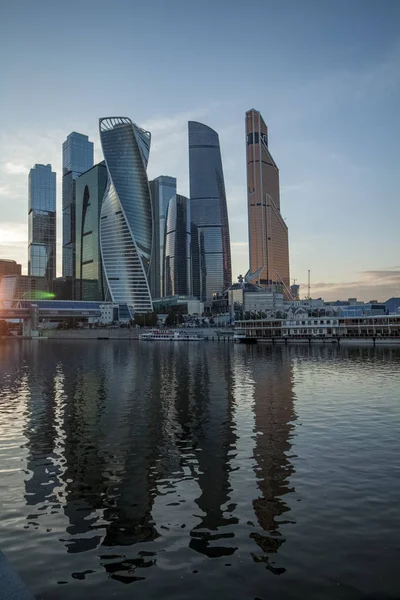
[245,109,290,296]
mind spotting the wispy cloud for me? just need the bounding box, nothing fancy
[303,270,400,302]
[4,162,29,175]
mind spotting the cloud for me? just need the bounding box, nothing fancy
[4,162,29,175]
[300,270,400,302]
[0,185,10,196]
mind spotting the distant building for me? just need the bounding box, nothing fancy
[149,176,176,299]
[164,194,191,297]
[290,283,300,300]
[189,121,232,304]
[0,259,21,281]
[246,109,290,295]
[75,162,108,301]
[385,297,400,314]
[0,274,48,304]
[227,281,284,315]
[62,132,94,281]
[28,164,56,281]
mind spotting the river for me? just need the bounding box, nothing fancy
[0,340,399,599]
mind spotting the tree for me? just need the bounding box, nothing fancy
[164,311,175,327]
[0,320,9,336]
[134,312,158,327]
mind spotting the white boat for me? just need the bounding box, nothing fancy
[139,329,204,341]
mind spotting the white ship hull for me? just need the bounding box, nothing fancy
[139,329,204,341]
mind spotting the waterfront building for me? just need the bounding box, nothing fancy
[75,162,108,301]
[188,121,232,304]
[385,297,400,315]
[246,109,290,295]
[235,314,400,342]
[227,280,284,316]
[28,164,56,281]
[164,194,191,297]
[290,283,300,300]
[152,295,204,316]
[149,176,176,299]
[99,117,153,314]
[0,274,48,304]
[0,259,21,282]
[62,132,94,281]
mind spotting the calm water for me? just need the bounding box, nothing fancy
[0,341,399,600]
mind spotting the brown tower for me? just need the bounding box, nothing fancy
[246,109,290,295]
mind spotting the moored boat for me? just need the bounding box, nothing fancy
[139,329,204,341]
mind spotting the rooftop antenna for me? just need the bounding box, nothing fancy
[308,270,311,300]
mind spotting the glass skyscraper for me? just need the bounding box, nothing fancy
[28,164,56,281]
[164,194,191,297]
[99,117,153,314]
[245,109,290,295]
[62,132,94,279]
[75,162,108,301]
[149,175,176,299]
[188,121,232,304]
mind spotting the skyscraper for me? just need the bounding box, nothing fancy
[164,194,191,297]
[28,164,56,281]
[75,162,108,301]
[62,132,94,279]
[99,117,153,314]
[246,109,290,294]
[188,121,231,304]
[149,175,176,299]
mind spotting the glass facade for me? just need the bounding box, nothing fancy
[149,175,176,299]
[246,109,290,294]
[62,132,94,279]
[28,164,56,280]
[164,195,191,297]
[75,162,108,301]
[99,117,153,313]
[188,121,232,304]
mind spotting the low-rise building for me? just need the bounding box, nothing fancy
[235,314,400,341]
[227,281,284,315]
[0,275,49,306]
[153,295,204,316]
[0,259,22,281]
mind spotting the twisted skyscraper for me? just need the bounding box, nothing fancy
[99,117,153,313]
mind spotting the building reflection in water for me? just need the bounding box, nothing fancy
[19,340,298,585]
[23,343,63,515]
[186,344,238,557]
[244,345,297,574]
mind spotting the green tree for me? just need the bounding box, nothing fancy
[164,311,175,327]
[0,320,9,336]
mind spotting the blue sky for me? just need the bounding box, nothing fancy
[0,0,399,300]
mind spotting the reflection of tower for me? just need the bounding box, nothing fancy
[22,344,62,511]
[60,346,109,553]
[97,343,166,581]
[187,344,238,557]
[248,345,296,574]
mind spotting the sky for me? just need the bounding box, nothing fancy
[0,0,399,301]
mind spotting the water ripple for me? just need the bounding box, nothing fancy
[0,340,399,599]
